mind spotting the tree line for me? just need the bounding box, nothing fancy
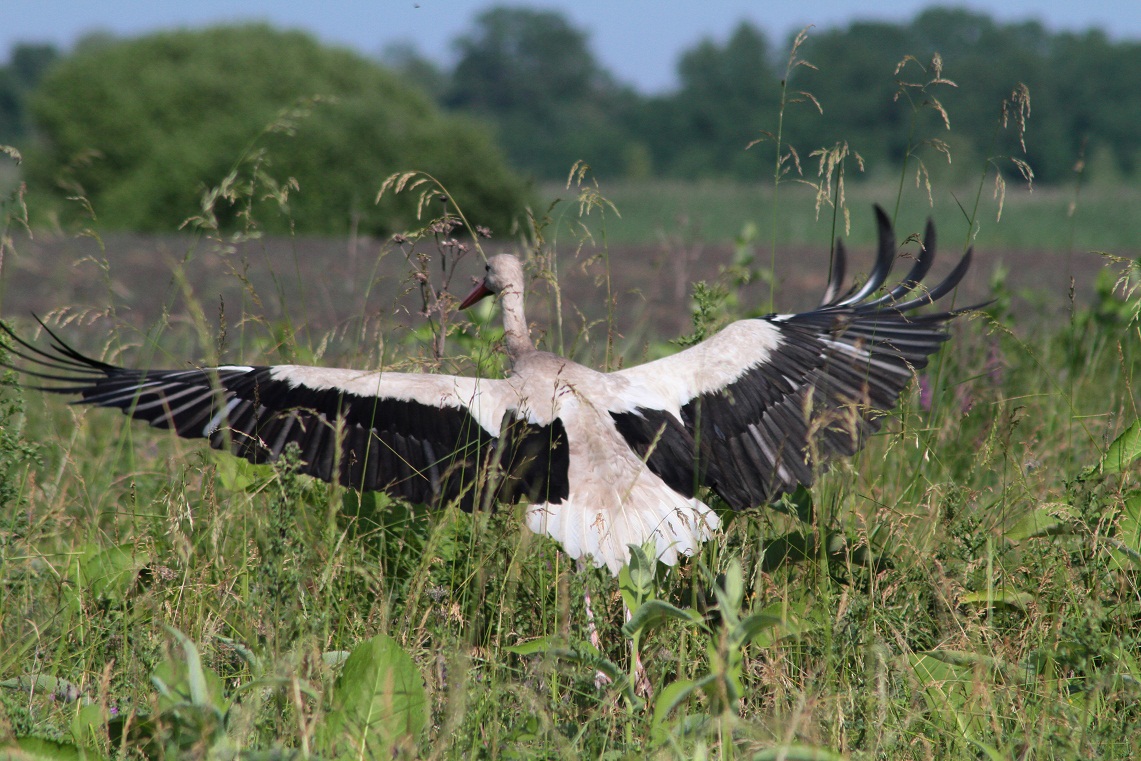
[1,6,1137,234]
[398,5,1140,185]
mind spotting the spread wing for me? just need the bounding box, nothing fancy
[0,323,569,510]
[608,205,973,510]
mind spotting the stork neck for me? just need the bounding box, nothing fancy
[499,286,534,359]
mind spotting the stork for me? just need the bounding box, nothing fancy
[1,206,973,575]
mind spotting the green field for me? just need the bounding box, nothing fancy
[2,168,1141,759]
[540,179,1141,253]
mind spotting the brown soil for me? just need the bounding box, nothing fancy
[0,231,1128,355]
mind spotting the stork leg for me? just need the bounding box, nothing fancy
[576,558,612,688]
[626,602,653,699]
[576,560,652,697]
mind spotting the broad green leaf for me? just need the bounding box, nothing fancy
[1118,490,1141,551]
[150,661,227,713]
[759,530,815,571]
[1002,505,1075,542]
[968,738,1010,761]
[650,677,705,743]
[911,651,991,681]
[711,560,745,631]
[0,737,93,760]
[920,650,1007,682]
[152,640,227,715]
[750,601,815,648]
[617,565,638,612]
[70,704,108,751]
[1107,491,1141,569]
[215,636,261,674]
[720,559,745,612]
[71,544,150,610]
[622,599,701,638]
[212,452,261,492]
[619,541,657,611]
[921,649,993,667]
[165,627,210,707]
[317,634,427,759]
[909,652,988,736]
[731,612,784,649]
[341,489,395,524]
[505,636,559,656]
[1102,419,1141,474]
[959,589,1033,611]
[651,677,699,725]
[1107,538,1141,569]
[628,542,654,577]
[586,655,628,690]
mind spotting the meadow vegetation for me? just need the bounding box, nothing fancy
[1,25,1141,761]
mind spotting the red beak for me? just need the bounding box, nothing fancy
[459,281,493,310]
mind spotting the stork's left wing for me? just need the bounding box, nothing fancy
[0,322,568,510]
[609,206,974,511]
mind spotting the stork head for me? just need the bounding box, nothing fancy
[459,254,523,309]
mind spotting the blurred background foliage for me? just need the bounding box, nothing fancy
[8,26,528,235]
[1,6,1140,233]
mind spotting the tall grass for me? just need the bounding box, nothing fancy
[2,42,1141,761]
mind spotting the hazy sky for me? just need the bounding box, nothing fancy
[6,1,1139,93]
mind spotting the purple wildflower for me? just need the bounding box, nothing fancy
[986,341,1005,385]
[918,374,933,411]
[958,386,974,415]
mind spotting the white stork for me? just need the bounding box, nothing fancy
[1,206,973,574]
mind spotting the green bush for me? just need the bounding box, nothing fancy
[26,25,529,235]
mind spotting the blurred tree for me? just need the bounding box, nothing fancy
[450,7,597,111]
[381,42,450,103]
[0,43,59,145]
[634,8,1141,185]
[907,10,1053,177]
[789,21,929,178]
[28,25,527,235]
[447,7,641,180]
[0,69,19,144]
[789,8,1139,184]
[1047,30,1141,180]
[643,22,780,179]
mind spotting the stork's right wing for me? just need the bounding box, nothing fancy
[1,322,569,510]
